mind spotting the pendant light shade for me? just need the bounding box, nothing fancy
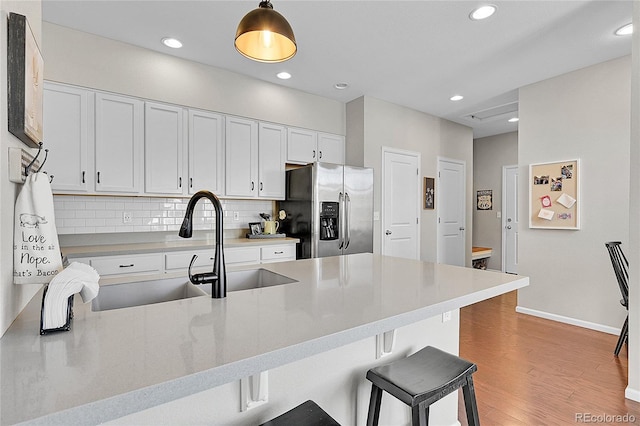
[235,0,297,63]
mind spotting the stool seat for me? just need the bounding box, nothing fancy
[366,346,479,426]
[259,400,341,426]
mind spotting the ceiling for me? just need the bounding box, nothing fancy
[41,0,633,139]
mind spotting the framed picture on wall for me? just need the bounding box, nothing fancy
[7,13,44,148]
[423,177,435,209]
[529,159,580,230]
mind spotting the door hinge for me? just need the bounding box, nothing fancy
[438,217,441,223]
[416,168,419,175]
[416,218,418,224]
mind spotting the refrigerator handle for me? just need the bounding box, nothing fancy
[345,193,351,250]
[338,192,344,249]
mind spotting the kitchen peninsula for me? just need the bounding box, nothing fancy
[0,254,528,425]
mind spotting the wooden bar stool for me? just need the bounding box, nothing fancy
[259,400,341,426]
[366,346,480,426]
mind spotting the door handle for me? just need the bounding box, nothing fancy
[338,192,344,249]
[506,225,512,230]
[385,230,392,235]
[345,193,351,249]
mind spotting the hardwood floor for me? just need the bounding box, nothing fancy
[458,291,640,425]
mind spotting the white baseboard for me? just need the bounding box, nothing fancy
[515,306,621,335]
[626,386,640,402]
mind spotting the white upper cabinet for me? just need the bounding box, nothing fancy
[287,127,317,164]
[317,132,345,165]
[287,127,344,165]
[188,110,224,195]
[95,92,143,193]
[225,116,258,197]
[144,102,185,194]
[43,82,92,193]
[258,123,286,199]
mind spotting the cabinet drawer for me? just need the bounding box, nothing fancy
[90,253,162,276]
[260,245,296,262]
[225,247,260,265]
[165,250,215,271]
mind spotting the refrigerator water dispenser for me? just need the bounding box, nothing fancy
[320,202,339,240]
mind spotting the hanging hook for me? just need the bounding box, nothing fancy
[35,149,49,173]
[25,142,43,176]
[49,174,54,184]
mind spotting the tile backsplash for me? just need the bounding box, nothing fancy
[53,195,274,235]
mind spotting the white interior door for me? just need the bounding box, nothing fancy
[382,148,420,260]
[502,165,518,273]
[437,158,466,266]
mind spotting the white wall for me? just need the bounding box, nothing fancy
[517,56,631,332]
[0,1,43,336]
[42,23,344,135]
[473,132,518,271]
[347,96,473,264]
[626,1,640,402]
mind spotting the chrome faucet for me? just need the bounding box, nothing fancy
[179,190,227,298]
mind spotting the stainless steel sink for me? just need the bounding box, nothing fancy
[91,269,298,311]
[91,277,208,312]
[199,268,298,294]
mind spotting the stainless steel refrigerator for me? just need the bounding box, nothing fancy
[277,163,373,259]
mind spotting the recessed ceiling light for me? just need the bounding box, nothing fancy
[450,95,464,101]
[470,5,497,21]
[162,37,183,48]
[615,23,633,36]
[508,117,519,123]
[334,83,349,90]
[277,72,292,80]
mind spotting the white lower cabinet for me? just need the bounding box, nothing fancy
[85,253,163,277]
[71,243,296,279]
[260,245,296,263]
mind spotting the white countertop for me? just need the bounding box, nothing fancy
[0,253,528,424]
[62,237,300,258]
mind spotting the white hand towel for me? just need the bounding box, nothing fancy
[14,172,63,284]
[42,262,100,330]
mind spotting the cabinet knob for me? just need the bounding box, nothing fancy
[319,151,323,159]
[82,171,85,184]
[97,171,101,184]
[251,181,255,191]
[179,177,182,188]
[312,150,316,158]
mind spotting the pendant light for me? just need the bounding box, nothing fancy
[235,0,297,63]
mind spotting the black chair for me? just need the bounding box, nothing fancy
[259,400,340,426]
[365,346,479,426]
[605,241,629,356]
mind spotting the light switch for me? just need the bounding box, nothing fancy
[496,211,501,219]
[373,211,380,221]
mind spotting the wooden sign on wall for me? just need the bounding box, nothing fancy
[7,13,44,148]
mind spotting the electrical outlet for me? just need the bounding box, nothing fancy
[123,212,132,224]
[233,211,240,221]
[442,311,452,322]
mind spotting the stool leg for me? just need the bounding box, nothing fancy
[462,376,480,426]
[411,401,429,426]
[366,384,383,426]
[614,316,628,356]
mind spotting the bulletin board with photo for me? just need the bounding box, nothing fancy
[529,159,580,230]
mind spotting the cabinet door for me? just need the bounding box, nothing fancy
[225,116,258,197]
[95,93,143,193]
[43,82,92,192]
[287,127,317,164]
[189,110,224,195]
[145,102,184,194]
[317,133,345,165]
[258,122,286,199]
